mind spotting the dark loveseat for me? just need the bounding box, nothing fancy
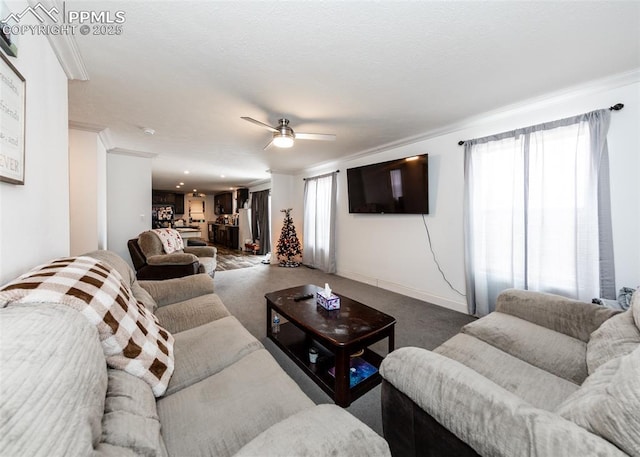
[128,229,217,280]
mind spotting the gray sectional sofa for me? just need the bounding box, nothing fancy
[0,250,390,457]
[380,288,640,456]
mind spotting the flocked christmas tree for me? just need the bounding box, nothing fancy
[276,208,303,267]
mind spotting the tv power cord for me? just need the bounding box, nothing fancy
[422,214,466,297]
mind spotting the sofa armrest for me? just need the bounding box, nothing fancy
[146,253,199,266]
[184,246,217,257]
[234,405,390,457]
[495,288,619,342]
[380,347,626,457]
[135,264,199,281]
[138,274,214,307]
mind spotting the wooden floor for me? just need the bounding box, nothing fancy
[214,244,266,271]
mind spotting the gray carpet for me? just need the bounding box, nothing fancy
[214,263,475,436]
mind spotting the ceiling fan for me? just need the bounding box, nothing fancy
[241,117,336,149]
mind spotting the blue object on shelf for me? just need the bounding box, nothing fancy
[328,357,378,388]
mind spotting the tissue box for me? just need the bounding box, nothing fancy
[317,291,340,310]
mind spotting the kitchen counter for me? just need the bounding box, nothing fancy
[175,227,202,239]
[207,222,239,249]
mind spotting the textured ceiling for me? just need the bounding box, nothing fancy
[67,1,640,193]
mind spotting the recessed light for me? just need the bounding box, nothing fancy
[179,182,184,185]
[193,189,197,192]
[184,170,190,174]
[176,185,180,188]
[142,127,155,136]
[220,175,225,178]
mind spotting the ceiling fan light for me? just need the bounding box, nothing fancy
[273,134,294,148]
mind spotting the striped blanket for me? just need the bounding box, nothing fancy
[0,256,174,397]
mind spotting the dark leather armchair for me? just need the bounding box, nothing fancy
[127,230,217,280]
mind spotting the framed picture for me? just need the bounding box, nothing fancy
[0,51,25,184]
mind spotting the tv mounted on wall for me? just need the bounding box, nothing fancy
[347,154,429,214]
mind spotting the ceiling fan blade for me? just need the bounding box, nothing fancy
[295,133,336,141]
[263,139,274,150]
[241,117,278,133]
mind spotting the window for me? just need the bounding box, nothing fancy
[464,109,614,316]
[303,172,337,273]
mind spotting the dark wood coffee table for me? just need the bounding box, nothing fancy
[265,284,396,407]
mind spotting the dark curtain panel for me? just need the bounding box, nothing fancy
[251,190,270,255]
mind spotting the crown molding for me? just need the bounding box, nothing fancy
[97,129,115,150]
[28,0,89,80]
[265,168,296,176]
[68,122,115,150]
[107,148,157,159]
[247,178,271,187]
[68,120,104,132]
[298,68,640,175]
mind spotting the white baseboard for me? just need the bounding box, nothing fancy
[337,270,468,315]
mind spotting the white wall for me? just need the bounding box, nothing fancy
[296,73,640,314]
[0,11,69,285]
[69,129,107,255]
[270,174,296,263]
[107,153,152,268]
[97,138,107,249]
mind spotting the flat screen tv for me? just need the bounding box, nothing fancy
[347,154,429,214]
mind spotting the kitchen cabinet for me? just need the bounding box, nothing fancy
[174,194,184,214]
[236,188,249,209]
[209,223,239,249]
[214,192,233,214]
[152,190,184,214]
[152,190,174,205]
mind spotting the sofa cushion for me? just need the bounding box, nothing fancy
[0,304,107,456]
[632,290,640,330]
[166,316,263,395]
[155,293,230,334]
[94,442,140,456]
[587,309,640,374]
[381,347,627,457]
[495,288,618,342]
[157,349,315,457]
[556,347,640,456]
[139,274,215,307]
[147,252,198,266]
[94,443,140,456]
[435,333,578,411]
[85,249,136,287]
[235,404,391,457]
[131,281,158,313]
[462,312,588,384]
[184,246,217,258]
[101,369,167,457]
[139,230,181,257]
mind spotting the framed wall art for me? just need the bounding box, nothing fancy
[0,51,25,184]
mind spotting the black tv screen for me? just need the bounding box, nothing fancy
[347,154,429,214]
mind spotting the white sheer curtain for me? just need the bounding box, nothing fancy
[303,172,337,273]
[464,109,614,316]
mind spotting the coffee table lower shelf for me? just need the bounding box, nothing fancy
[268,322,384,407]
